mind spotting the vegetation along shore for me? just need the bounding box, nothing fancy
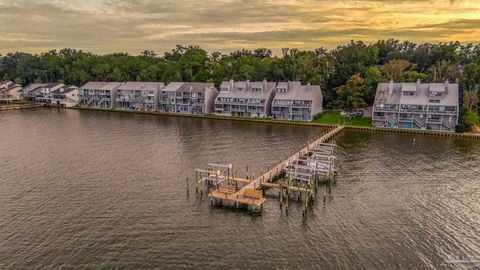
[1,39,479,132]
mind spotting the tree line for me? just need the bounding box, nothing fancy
[1,39,479,131]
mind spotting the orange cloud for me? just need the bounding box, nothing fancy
[0,0,479,54]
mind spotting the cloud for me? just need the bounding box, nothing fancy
[0,0,479,54]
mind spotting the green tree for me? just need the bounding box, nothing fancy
[458,108,479,132]
[428,60,460,82]
[363,66,381,105]
[335,74,367,113]
[381,59,416,81]
[463,90,479,110]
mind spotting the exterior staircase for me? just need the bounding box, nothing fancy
[387,116,397,127]
[99,98,111,108]
[442,120,453,131]
[414,118,425,129]
[302,110,312,121]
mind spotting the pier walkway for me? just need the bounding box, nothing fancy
[208,125,345,211]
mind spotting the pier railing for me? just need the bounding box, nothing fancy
[201,125,345,212]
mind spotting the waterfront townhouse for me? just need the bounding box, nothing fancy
[116,82,164,111]
[0,80,23,102]
[271,81,323,121]
[34,83,65,103]
[50,85,80,107]
[22,83,46,101]
[214,80,276,118]
[372,80,459,132]
[79,82,122,108]
[160,82,219,114]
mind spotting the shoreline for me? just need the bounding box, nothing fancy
[0,103,45,111]
[58,106,480,140]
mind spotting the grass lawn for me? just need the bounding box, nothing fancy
[313,111,372,127]
[10,99,31,105]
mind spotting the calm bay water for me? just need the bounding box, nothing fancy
[0,108,479,269]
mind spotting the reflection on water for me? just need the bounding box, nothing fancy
[0,108,479,269]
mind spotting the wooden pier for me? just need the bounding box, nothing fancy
[202,125,345,212]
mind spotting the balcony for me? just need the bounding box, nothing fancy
[231,107,247,113]
[291,110,307,116]
[426,118,442,124]
[291,103,311,108]
[399,108,426,113]
[375,108,399,113]
[428,110,457,115]
[399,117,414,122]
[372,117,386,122]
[232,101,247,105]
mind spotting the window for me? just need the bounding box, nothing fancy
[191,92,197,98]
[277,88,286,93]
[429,99,440,104]
[430,92,443,97]
[402,91,415,96]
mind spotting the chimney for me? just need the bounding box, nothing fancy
[415,79,421,95]
[246,80,251,90]
[445,80,449,93]
[263,79,267,91]
[287,81,292,91]
[389,80,394,96]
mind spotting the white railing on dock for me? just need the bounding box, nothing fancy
[243,125,345,190]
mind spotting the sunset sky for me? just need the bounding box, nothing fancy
[1,0,479,55]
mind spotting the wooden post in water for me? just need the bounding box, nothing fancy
[195,171,199,195]
[286,185,290,210]
[279,182,283,208]
[186,177,189,195]
[323,184,327,204]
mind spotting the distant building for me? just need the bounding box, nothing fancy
[214,80,276,118]
[79,82,122,108]
[372,80,459,132]
[116,82,165,111]
[23,83,47,101]
[271,81,323,121]
[160,82,219,114]
[34,83,65,103]
[50,85,80,107]
[22,83,80,106]
[0,80,23,102]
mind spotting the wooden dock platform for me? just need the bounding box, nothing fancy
[207,126,345,211]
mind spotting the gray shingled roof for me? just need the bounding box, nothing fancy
[163,82,185,92]
[80,82,122,91]
[1,85,22,93]
[375,82,459,107]
[163,82,215,93]
[178,82,215,93]
[24,83,47,93]
[118,82,165,91]
[61,86,79,94]
[217,80,276,100]
[273,82,322,101]
[44,83,62,89]
[0,81,17,90]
